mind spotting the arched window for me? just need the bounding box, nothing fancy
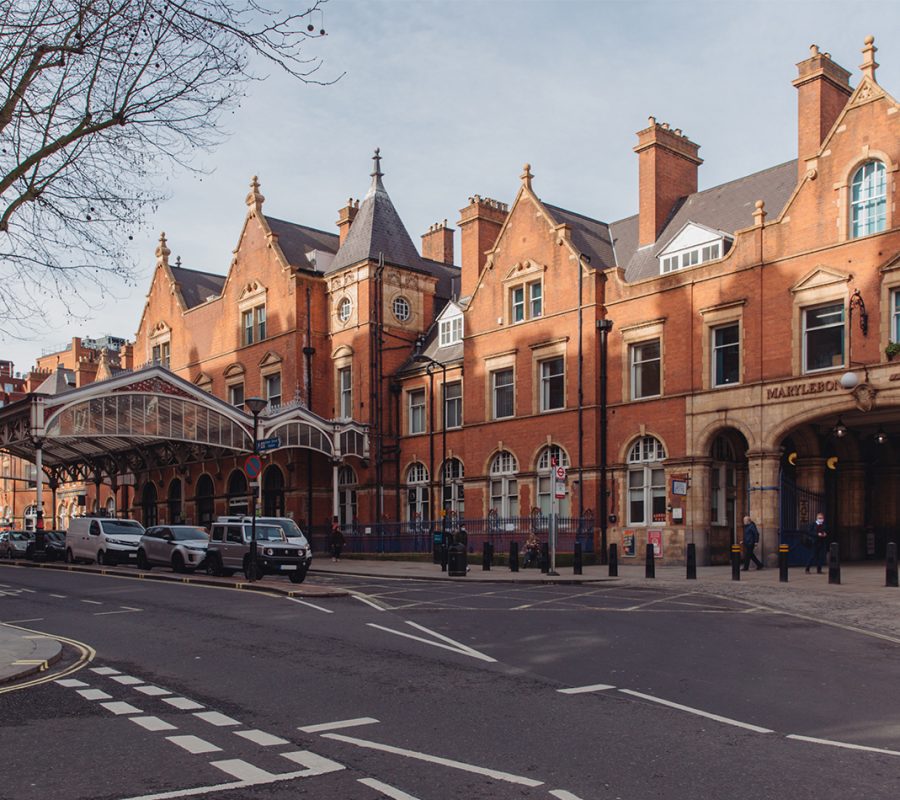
[105,496,116,519]
[24,504,37,531]
[57,502,68,530]
[227,471,249,516]
[195,474,215,528]
[168,478,183,524]
[441,458,465,518]
[536,445,570,517]
[338,466,357,527]
[710,434,739,529]
[406,462,429,523]
[850,161,886,238]
[489,451,518,518]
[627,436,666,526]
[262,466,284,517]
[141,484,158,527]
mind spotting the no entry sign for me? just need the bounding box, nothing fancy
[245,455,262,479]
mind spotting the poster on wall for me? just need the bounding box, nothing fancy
[648,530,663,558]
[622,530,636,557]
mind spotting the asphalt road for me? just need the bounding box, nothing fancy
[1,565,899,800]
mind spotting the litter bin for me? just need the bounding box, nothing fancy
[448,544,467,577]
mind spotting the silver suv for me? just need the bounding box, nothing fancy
[138,526,209,573]
[206,521,309,583]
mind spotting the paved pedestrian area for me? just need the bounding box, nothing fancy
[0,624,62,685]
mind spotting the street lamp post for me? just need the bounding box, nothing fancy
[245,396,268,582]
[597,319,614,565]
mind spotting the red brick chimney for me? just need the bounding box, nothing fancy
[793,45,852,181]
[457,195,508,297]
[421,220,455,264]
[634,118,702,247]
[336,198,359,245]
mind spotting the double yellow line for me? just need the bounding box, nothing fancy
[0,624,95,695]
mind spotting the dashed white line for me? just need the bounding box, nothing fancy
[618,689,774,734]
[135,685,171,697]
[131,716,178,732]
[352,594,386,611]
[550,791,586,800]
[786,734,900,757]
[558,684,616,695]
[101,701,143,715]
[285,597,333,613]
[210,759,274,782]
[322,732,543,787]
[77,688,112,700]
[234,729,289,746]
[20,588,36,593]
[56,678,88,688]
[111,675,144,685]
[358,777,422,799]
[166,735,222,754]
[94,608,141,616]
[164,697,205,711]
[194,711,240,727]
[91,667,120,675]
[81,599,103,605]
[279,750,345,775]
[49,593,67,599]
[298,716,380,733]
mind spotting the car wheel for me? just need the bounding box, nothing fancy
[289,569,307,584]
[242,557,263,581]
[207,553,224,577]
[96,550,106,566]
[172,552,185,573]
[65,548,75,564]
[137,549,151,570]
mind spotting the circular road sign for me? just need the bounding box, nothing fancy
[245,455,262,479]
[554,465,567,481]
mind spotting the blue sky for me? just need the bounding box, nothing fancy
[4,0,899,370]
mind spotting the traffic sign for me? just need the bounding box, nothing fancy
[257,436,281,452]
[554,466,567,481]
[245,455,262,479]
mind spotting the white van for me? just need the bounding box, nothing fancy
[66,517,145,566]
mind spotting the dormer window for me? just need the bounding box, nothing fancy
[439,316,463,347]
[658,223,729,274]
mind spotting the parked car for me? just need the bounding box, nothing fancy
[206,521,309,582]
[65,517,145,566]
[26,531,67,561]
[2,531,34,559]
[217,516,312,551]
[137,526,209,573]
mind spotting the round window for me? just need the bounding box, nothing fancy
[392,296,411,322]
[337,297,352,322]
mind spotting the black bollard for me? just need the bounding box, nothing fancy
[828,542,841,585]
[887,542,898,588]
[440,543,448,572]
[778,543,789,583]
[509,541,519,573]
[645,542,655,579]
[482,541,492,571]
[608,543,618,577]
[731,544,741,581]
[540,543,550,573]
[686,542,697,580]
[573,542,583,575]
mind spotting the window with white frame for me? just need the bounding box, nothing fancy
[265,372,282,407]
[660,241,723,274]
[510,281,542,323]
[540,357,564,411]
[536,445,570,517]
[151,340,170,368]
[893,290,900,343]
[241,309,255,346]
[630,340,661,399]
[338,466,357,527]
[712,324,740,387]
[529,283,542,318]
[406,462,430,522]
[337,297,352,323]
[492,369,514,419]
[803,303,844,373]
[443,381,462,429]
[255,305,266,341]
[489,451,518,518]
[439,316,463,347]
[392,296,411,322]
[441,458,465,518]
[338,366,352,419]
[850,161,887,239]
[408,388,426,435]
[627,436,666,525]
[228,383,244,409]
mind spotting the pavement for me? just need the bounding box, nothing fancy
[2,554,899,688]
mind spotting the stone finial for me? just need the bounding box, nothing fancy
[245,175,265,208]
[155,232,170,267]
[809,44,820,57]
[366,148,386,198]
[860,35,878,81]
[521,163,533,190]
[753,199,766,226]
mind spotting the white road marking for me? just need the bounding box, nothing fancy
[405,620,497,662]
[111,675,144,685]
[786,734,900,757]
[550,791,585,800]
[323,733,543,787]
[618,690,774,733]
[194,711,240,727]
[164,697,205,711]
[77,688,112,700]
[299,716,379,733]
[101,701,143,715]
[135,685,172,697]
[81,599,103,605]
[366,621,497,663]
[358,777,422,799]
[94,608,142,616]
[4,617,44,623]
[91,667,120,675]
[20,588,36,593]
[285,597,333,613]
[234,729,289,746]
[623,592,693,612]
[210,760,275,782]
[558,684,616,695]
[166,735,222,754]
[49,593,67,598]
[56,678,88,688]
[352,593,386,611]
[131,716,178,732]
[279,750,345,775]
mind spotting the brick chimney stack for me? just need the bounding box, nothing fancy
[421,220,455,265]
[336,198,359,245]
[457,195,508,297]
[793,45,852,180]
[634,118,702,247]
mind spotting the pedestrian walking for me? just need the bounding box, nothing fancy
[805,512,828,573]
[330,517,345,562]
[741,515,764,570]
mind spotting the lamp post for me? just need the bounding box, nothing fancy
[245,396,268,582]
[597,318,614,564]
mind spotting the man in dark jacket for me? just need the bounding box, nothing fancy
[805,513,828,574]
[742,516,764,570]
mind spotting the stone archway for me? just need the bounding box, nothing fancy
[262,465,284,517]
[194,474,215,528]
[167,478,183,524]
[227,470,249,516]
[141,483,158,527]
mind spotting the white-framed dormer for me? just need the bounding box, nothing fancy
[657,222,732,274]
[436,300,464,349]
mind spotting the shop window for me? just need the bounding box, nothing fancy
[627,436,666,526]
[850,161,886,239]
[712,324,740,387]
[803,303,844,373]
[630,340,661,399]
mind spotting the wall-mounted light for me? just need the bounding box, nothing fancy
[876,428,888,445]
[833,417,848,438]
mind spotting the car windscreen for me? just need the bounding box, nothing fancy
[255,525,285,542]
[171,527,208,541]
[100,520,145,535]
[272,519,304,539]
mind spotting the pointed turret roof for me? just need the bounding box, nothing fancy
[35,363,76,395]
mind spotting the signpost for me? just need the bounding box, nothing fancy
[549,466,567,576]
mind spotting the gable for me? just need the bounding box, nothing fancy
[790,266,851,294]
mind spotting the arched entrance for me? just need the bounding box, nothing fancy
[707,429,750,564]
[262,465,284,517]
[141,483,158,527]
[195,474,215,528]
[227,470,249,516]
[168,478,183,524]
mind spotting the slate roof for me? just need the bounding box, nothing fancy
[169,265,226,309]
[610,159,798,283]
[265,217,339,270]
[35,364,76,395]
[544,204,616,268]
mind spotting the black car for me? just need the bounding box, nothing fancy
[26,531,67,561]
